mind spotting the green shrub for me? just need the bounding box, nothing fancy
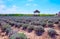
[47,20,54,28]
[9,23,15,27]
[5,28,12,35]
[0,23,2,27]
[48,20,53,23]
[9,21,16,27]
[58,19,60,21]
[48,28,57,37]
[40,22,46,27]
[34,26,45,36]
[27,25,34,33]
[58,24,60,29]
[54,21,59,24]
[10,33,27,39]
[1,24,11,32]
[2,24,11,29]
[22,24,29,30]
[47,23,54,28]
[31,21,40,26]
[16,23,23,28]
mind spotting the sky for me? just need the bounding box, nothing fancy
[0,0,60,14]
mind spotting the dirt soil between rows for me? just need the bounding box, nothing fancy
[0,24,60,39]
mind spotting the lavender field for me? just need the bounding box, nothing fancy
[0,16,60,39]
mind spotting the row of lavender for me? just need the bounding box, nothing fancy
[0,16,60,39]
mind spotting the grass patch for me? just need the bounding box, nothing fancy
[0,14,55,16]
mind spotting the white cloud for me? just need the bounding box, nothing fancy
[5,5,19,14]
[0,5,6,9]
[33,4,38,6]
[0,0,34,14]
[0,4,6,13]
[0,5,22,14]
[25,3,31,6]
[25,3,38,7]
[0,4,30,14]
[0,0,6,14]
[0,0,5,9]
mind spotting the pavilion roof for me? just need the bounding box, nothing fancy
[34,10,40,13]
